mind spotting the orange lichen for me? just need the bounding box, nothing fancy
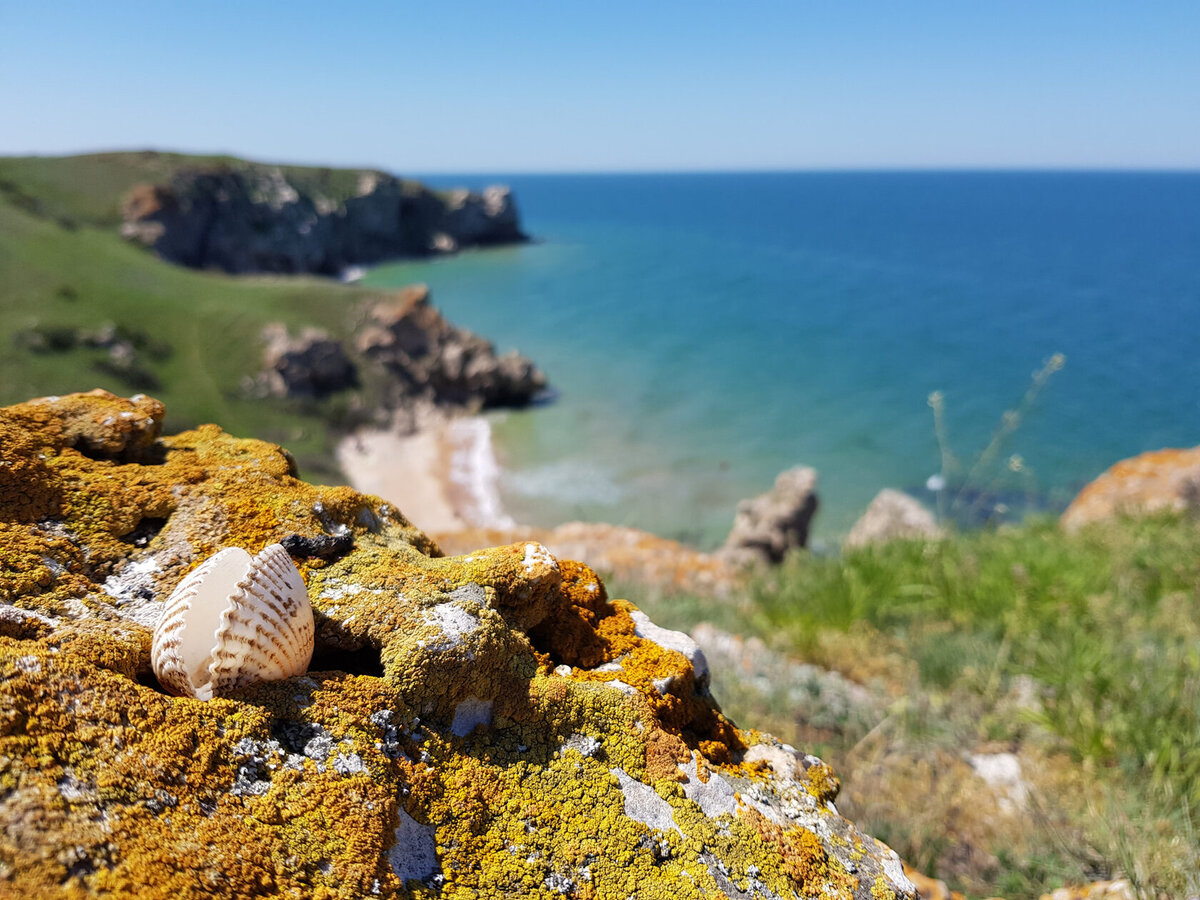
[1061,444,1200,530]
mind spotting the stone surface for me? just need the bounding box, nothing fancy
[260,323,359,398]
[719,467,819,566]
[0,391,916,900]
[844,489,942,549]
[357,284,547,412]
[1060,446,1200,531]
[436,521,741,598]
[120,164,527,275]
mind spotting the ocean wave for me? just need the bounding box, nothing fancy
[503,460,625,506]
[446,418,517,530]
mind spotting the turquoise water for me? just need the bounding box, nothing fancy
[364,172,1200,548]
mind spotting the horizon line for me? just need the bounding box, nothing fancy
[6,147,1200,177]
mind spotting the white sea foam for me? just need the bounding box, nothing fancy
[447,417,517,529]
[504,459,624,506]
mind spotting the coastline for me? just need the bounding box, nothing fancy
[336,413,740,595]
[335,415,516,536]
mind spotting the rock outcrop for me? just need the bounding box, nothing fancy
[1061,446,1200,531]
[0,390,915,900]
[356,284,547,412]
[719,467,819,566]
[844,489,942,549]
[260,323,359,398]
[437,522,742,599]
[120,165,527,275]
[250,284,547,419]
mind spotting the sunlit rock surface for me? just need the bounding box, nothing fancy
[1061,445,1200,531]
[0,390,915,900]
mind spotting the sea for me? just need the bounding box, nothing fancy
[362,172,1200,549]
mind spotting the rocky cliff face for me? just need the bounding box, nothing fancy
[120,165,527,275]
[355,284,547,411]
[0,390,915,900]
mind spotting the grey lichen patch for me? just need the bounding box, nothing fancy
[680,754,738,819]
[611,768,681,836]
[558,734,602,759]
[99,554,165,629]
[421,586,484,654]
[450,696,492,737]
[370,709,408,759]
[333,752,366,776]
[388,808,439,884]
[231,737,281,797]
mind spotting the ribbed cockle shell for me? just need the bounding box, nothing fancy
[151,543,314,699]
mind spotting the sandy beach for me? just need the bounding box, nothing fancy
[336,415,515,536]
[336,414,738,594]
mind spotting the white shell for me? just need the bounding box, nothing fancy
[151,543,314,699]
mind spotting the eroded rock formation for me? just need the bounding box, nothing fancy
[356,284,547,411]
[844,489,942,549]
[0,390,915,900]
[719,466,819,566]
[120,165,527,275]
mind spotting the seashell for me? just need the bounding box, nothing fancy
[151,543,314,699]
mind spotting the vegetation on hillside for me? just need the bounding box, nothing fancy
[0,153,421,481]
[624,514,1200,899]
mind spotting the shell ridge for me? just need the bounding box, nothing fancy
[153,543,313,699]
[152,549,246,697]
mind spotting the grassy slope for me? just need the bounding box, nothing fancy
[625,516,1200,898]
[0,152,416,481]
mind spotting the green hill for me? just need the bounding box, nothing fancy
[0,152,454,480]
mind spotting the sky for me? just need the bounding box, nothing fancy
[3,1,1199,173]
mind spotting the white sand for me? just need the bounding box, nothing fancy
[336,424,467,534]
[336,416,514,535]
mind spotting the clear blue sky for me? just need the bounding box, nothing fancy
[3,1,1198,172]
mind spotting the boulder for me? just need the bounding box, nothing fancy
[1061,446,1200,531]
[357,284,547,410]
[120,164,528,275]
[260,323,358,398]
[719,466,819,565]
[0,391,916,900]
[844,489,942,549]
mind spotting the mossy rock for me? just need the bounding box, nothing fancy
[0,390,916,900]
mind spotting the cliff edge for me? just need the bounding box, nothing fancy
[119,158,526,275]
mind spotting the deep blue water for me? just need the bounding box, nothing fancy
[365,172,1200,547]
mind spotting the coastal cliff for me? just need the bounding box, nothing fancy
[120,163,527,275]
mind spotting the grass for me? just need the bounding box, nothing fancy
[0,152,429,482]
[618,514,1200,898]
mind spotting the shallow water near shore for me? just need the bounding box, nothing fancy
[365,172,1200,548]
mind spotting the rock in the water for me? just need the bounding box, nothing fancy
[719,466,819,565]
[120,164,527,275]
[844,489,942,549]
[260,323,358,397]
[1061,445,1200,531]
[357,284,547,410]
[0,391,915,900]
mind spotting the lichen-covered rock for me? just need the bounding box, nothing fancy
[844,489,942,549]
[0,391,915,900]
[1061,446,1200,531]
